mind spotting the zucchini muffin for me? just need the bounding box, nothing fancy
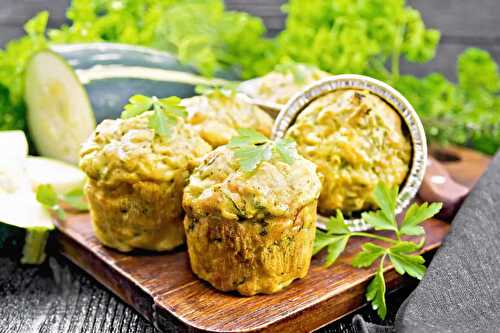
[247,64,329,105]
[181,92,273,148]
[286,89,412,216]
[79,112,212,252]
[182,145,321,295]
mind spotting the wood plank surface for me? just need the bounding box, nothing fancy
[55,213,449,333]
[51,145,488,332]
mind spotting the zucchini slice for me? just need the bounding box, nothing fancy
[0,130,28,158]
[24,50,96,165]
[0,191,54,264]
[0,131,54,264]
[25,156,86,195]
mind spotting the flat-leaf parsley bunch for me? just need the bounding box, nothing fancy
[121,95,188,138]
[314,183,442,319]
[228,128,297,172]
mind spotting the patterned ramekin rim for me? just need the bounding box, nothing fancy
[271,74,428,232]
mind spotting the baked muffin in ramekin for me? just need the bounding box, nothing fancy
[182,145,321,295]
[79,112,211,252]
[286,89,411,216]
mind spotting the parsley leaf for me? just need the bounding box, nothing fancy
[362,183,399,233]
[234,144,272,172]
[36,184,65,220]
[362,210,398,233]
[352,243,386,268]
[149,108,176,138]
[121,95,153,119]
[314,229,350,267]
[228,129,297,172]
[228,128,268,147]
[366,260,388,319]
[400,202,443,236]
[373,183,398,223]
[326,209,350,235]
[1,1,498,155]
[324,235,350,267]
[121,95,187,139]
[274,62,316,84]
[195,82,239,97]
[313,230,337,256]
[388,245,426,280]
[36,184,90,219]
[274,138,297,165]
[61,188,89,211]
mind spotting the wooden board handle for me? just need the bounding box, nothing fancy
[419,157,470,221]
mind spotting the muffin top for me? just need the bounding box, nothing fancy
[286,89,411,215]
[183,144,321,222]
[182,92,273,148]
[79,111,212,187]
[248,64,329,105]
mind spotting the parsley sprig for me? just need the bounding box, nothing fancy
[313,183,442,319]
[228,128,297,172]
[36,184,89,220]
[274,62,317,84]
[195,82,239,98]
[121,95,188,138]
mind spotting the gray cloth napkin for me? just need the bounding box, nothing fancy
[354,152,500,333]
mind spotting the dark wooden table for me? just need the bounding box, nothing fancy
[0,251,412,333]
[0,1,498,332]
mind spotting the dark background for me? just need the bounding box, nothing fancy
[0,1,498,332]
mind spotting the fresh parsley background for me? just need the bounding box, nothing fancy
[0,0,498,154]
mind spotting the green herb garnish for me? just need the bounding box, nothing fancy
[195,82,239,98]
[121,95,187,138]
[60,188,89,211]
[228,128,297,172]
[274,62,315,84]
[35,184,65,220]
[36,184,90,219]
[313,183,442,319]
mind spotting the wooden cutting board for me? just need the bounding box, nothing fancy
[54,147,490,332]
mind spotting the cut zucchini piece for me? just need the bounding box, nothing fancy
[26,156,86,195]
[0,131,30,194]
[0,130,28,158]
[0,131,55,264]
[0,191,54,264]
[24,50,96,165]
